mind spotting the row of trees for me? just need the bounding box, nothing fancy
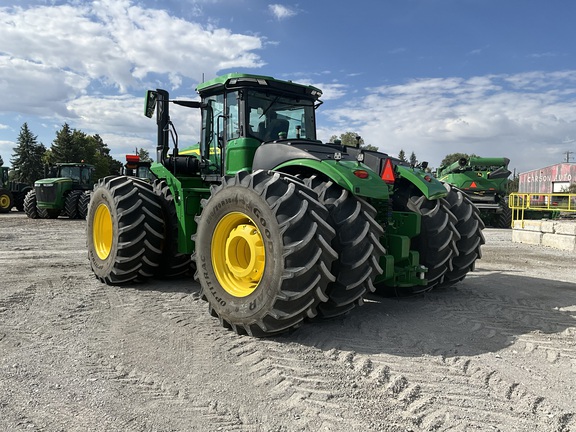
[6,123,124,185]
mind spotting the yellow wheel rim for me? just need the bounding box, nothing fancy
[212,212,265,297]
[0,194,9,209]
[93,203,113,260]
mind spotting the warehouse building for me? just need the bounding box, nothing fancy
[518,163,576,193]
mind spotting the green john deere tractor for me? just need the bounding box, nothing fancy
[0,167,33,213]
[86,73,484,336]
[436,157,512,228]
[24,163,95,219]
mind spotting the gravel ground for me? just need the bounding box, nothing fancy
[1,211,575,432]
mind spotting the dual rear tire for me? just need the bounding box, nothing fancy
[194,170,338,336]
[87,176,163,284]
[86,171,387,336]
[387,181,484,295]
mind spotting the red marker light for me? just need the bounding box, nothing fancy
[381,158,396,184]
[470,181,477,188]
[353,170,369,179]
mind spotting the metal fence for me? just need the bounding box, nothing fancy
[508,193,576,228]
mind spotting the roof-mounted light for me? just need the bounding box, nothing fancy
[228,77,268,86]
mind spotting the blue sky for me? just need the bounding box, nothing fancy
[1,0,576,175]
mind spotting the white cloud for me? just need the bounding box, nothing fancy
[268,4,296,20]
[65,92,202,162]
[0,0,266,164]
[0,1,265,97]
[0,56,89,116]
[320,72,576,173]
[0,140,14,164]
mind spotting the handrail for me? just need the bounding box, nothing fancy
[508,192,576,228]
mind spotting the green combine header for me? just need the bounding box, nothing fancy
[436,156,511,227]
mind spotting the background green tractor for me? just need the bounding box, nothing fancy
[86,73,484,337]
[24,163,95,219]
[0,167,33,213]
[436,157,512,228]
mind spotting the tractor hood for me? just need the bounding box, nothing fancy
[35,177,73,187]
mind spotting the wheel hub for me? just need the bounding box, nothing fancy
[93,203,113,260]
[0,194,9,209]
[212,212,265,297]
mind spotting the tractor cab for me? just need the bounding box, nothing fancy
[145,73,323,181]
[55,163,95,187]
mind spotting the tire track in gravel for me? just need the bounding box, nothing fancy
[0,275,133,432]
[288,286,576,432]
[224,338,370,430]
[83,279,386,431]
[0,283,40,349]
[0,270,252,432]
[69,279,261,431]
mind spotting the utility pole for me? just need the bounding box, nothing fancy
[565,150,574,163]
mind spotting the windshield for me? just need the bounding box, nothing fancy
[246,90,317,142]
[59,166,81,181]
[136,166,152,180]
[59,165,93,184]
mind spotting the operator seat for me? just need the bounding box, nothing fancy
[262,118,289,142]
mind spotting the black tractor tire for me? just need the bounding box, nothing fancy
[86,176,164,284]
[0,188,14,213]
[78,190,92,219]
[23,190,45,219]
[65,190,83,219]
[131,178,165,280]
[151,179,192,278]
[495,201,512,228]
[15,187,31,211]
[438,183,485,287]
[45,209,61,219]
[381,181,459,295]
[304,176,385,318]
[194,170,337,337]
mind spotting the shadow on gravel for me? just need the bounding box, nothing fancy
[128,276,200,295]
[286,270,576,358]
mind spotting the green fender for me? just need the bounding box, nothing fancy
[274,158,390,200]
[395,165,447,200]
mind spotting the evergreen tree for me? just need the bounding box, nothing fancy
[409,151,418,166]
[50,123,82,163]
[507,174,520,193]
[138,147,152,162]
[88,134,122,178]
[398,149,407,162]
[0,155,3,166]
[10,123,46,184]
[48,124,122,179]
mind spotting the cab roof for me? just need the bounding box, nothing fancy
[196,73,322,99]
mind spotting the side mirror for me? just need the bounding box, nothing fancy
[144,90,157,118]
